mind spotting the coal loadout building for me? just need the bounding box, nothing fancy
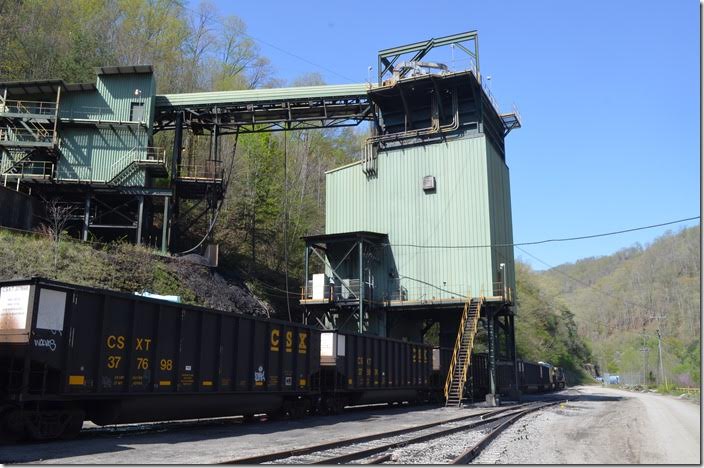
[0,31,521,406]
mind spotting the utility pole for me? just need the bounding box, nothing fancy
[640,345,649,386]
[640,327,649,386]
[649,314,667,389]
[657,328,668,390]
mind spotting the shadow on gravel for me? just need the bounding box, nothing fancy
[0,403,448,463]
[572,394,625,402]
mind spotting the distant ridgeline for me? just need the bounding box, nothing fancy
[534,226,700,387]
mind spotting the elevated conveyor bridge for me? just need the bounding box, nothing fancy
[153,83,375,134]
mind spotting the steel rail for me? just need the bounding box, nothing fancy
[451,401,565,464]
[306,405,534,465]
[221,406,522,464]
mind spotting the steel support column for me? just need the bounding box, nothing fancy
[82,193,91,241]
[303,245,309,299]
[169,112,183,252]
[136,195,144,245]
[161,195,169,253]
[358,240,364,334]
[509,313,520,398]
[486,307,499,405]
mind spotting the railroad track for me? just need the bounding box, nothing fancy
[450,401,563,464]
[221,404,531,464]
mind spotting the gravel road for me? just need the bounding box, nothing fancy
[473,385,701,464]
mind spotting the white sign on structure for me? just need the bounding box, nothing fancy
[36,288,66,331]
[0,285,31,330]
[312,274,326,300]
[320,332,335,357]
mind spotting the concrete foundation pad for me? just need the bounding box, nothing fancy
[485,393,501,406]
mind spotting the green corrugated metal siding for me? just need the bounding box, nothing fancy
[156,83,372,108]
[60,73,155,129]
[486,139,516,296]
[326,135,511,301]
[95,73,155,127]
[57,127,147,185]
[55,71,155,186]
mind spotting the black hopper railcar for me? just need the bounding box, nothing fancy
[472,354,566,397]
[0,277,321,440]
[0,278,441,441]
[315,330,439,413]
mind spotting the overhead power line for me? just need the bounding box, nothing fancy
[386,216,700,249]
[515,246,657,316]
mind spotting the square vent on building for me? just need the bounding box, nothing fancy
[422,175,436,192]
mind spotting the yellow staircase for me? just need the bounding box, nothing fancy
[444,297,482,407]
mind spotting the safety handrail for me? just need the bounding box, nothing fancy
[110,146,165,172]
[0,99,57,116]
[444,296,470,399]
[177,161,223,180]
[457,299,482,400]
[0,125,54,143]
[1,160,54,178]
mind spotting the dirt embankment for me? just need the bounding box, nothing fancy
[0,230,274,317]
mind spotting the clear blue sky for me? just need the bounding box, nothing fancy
[206,0,700,270]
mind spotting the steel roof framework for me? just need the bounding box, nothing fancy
[153,84,376,135]
[377,31,480,85]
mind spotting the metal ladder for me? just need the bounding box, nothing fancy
[108,161,140,186]
[445,297,482,407]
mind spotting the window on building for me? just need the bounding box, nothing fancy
[130,102,145,122]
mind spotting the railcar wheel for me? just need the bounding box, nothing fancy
[24,409,85,440]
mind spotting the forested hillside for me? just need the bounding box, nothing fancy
[511,261,593,383]
[0,0,365,291]
[535,226,700,387]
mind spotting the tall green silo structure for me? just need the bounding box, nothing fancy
[300,32,521,404]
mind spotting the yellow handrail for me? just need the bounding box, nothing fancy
[444,297,470,399]
[457,298,482,400]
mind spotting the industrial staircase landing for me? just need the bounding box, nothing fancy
[445,297,482,407]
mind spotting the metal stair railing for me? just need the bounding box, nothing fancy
[0,148,28,173]
[0,99,57,117]
[18,119,50,141]
[444,296,483,406]
[2,161,54,185]
[444,296,470,402]
[109,164,138,186]
[457,299,482,400]
[108,146,166,185]
[0,124,54,144]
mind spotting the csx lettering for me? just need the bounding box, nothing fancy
[135,338,152,351]
[285,331,293,351]
[298,332,307,353]
[270,329,280,351]
[107,335,125,349]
